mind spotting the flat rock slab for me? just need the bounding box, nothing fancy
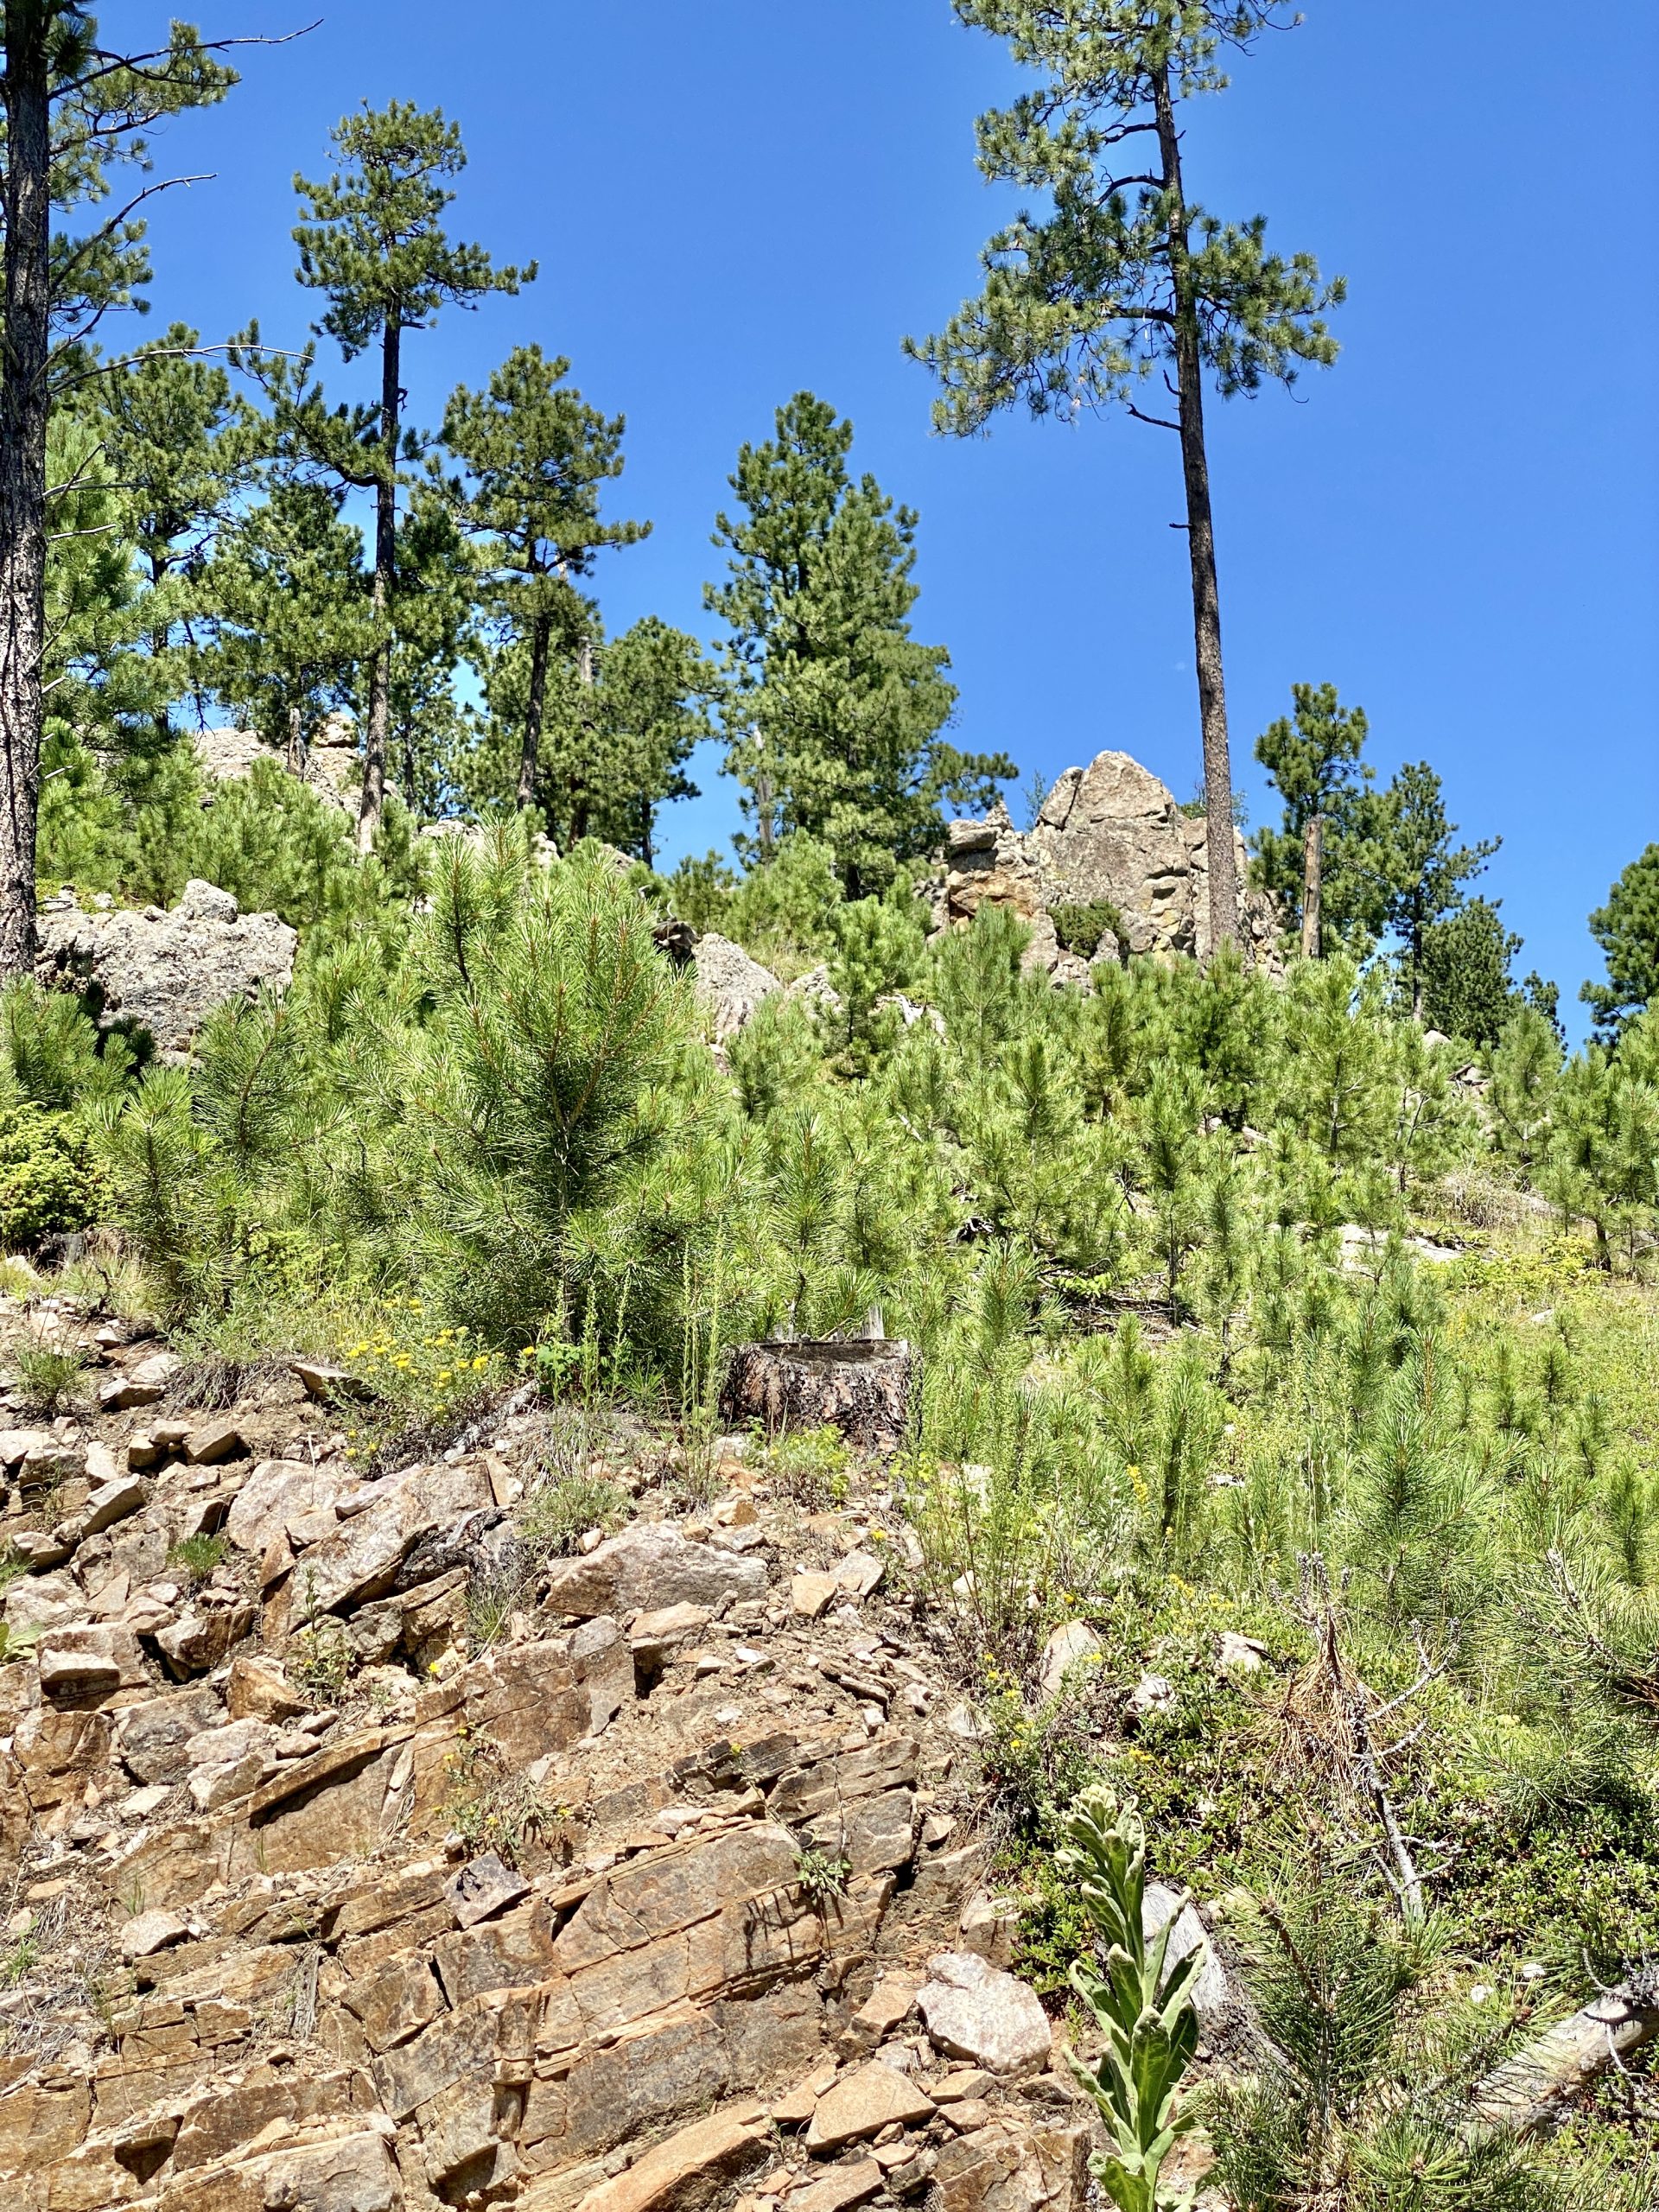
[566,2104,770,2212]
[916,1952,1052,2077]
[790,2159,883,2212]
[544,1522,767,1620]
[804,2061,935,2151]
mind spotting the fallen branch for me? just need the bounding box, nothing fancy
[1470,1962,1659,2137]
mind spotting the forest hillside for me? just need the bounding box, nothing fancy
[0,9,1653,2212]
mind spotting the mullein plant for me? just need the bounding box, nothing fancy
[1057,1786,1207,2212]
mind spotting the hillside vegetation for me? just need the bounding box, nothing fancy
[3,805,1656,2203]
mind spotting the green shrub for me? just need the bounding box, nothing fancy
[11,1340,86,1414]
[1050,897,1122,959]
[0,1103,102,1249]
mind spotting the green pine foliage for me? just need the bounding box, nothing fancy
[1582,842,1659,1040]
[707,393,1014,890]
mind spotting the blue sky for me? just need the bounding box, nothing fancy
[137,2,1658,1027]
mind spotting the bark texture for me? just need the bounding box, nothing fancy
[1154,63,1237,954]
[720,1338,918,1458]
[0,12,52,976]
[517,607,551,810]
[1471,1970,1659,2137]
[1300,813,1323,959]
[357,311,402,853]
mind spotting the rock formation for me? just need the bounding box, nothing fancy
[0,1295,1095,2212]
[196,724,361,816]
[36,881,298,1062]
[935,751,1281,971]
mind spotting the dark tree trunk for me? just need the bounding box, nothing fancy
[517,608,550,810]
[359,310,401,853]
[1154,63,1237,955]
[0,10,52,976]
[1300,812,1323,959]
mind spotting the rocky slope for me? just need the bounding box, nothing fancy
[0,1298,1102,2212]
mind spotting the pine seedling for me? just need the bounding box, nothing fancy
[1058,1786,1206,2212]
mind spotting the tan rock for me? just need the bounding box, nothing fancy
[115,1686,221,1784]
[916,1954,1052,2077]
[77,1471,149,1536]
[36,1622,148,1701]
[790,2158,883,2212]
[564,2103,771,2212]
[771,2054,840,2125]
[791,1572,838,1619]
[184,1417,247,1465]
[804,2061,935,2151]
[834,1550,884,1599]
[847,1974,920,2049]
[340,1948,447,2052]
[225,1457,354,1557]
[226,1653,306,1723]
[544,1522,767,1621]
[119,1907,191,1960]
[930,2120,1090,2212]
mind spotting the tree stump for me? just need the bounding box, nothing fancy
[719,1338,918,1458]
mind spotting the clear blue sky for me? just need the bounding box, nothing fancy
[138,2,1658,1027]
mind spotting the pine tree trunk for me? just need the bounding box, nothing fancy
[1300,813,1323,958]
[517,609,551,810]
[1154,63,1237,955]
[0,13,52,977]
[568,629,595,842]
[358,311,401,854]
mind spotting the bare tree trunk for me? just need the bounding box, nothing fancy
[1154,63,1237,954]
[1300,813,1323,958]
[358,310,401,854]
[0,11,52,976]
[517,609,551,810]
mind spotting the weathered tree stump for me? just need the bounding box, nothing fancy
[719,1338,917,1457]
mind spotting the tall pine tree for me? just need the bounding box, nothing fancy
[438,344,645,810]
[1253,682,1378,954]
[0,8,236,972]
[292,101,531,849]
[707,391,1011,892]
[908,1,1343,951]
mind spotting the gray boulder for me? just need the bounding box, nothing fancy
[691,932,781,1044]
[938,748,1281,972]
[37,880,297,1060]
[915,1949,1052,2076]
[543,1520,768,1619]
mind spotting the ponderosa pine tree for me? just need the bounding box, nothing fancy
[0,8,236,974]
[292,102,531,849]
[439,345,646,810]
[908,1,1344,951]
[1371,761,1498,1021]
[707,392,1012,892]
[1417,896,1523,1046]
[201,481,371,762]
[1582,842,1659,1042]
[385,486,474,817]
[474,613,714,861]
[99,322,256,742]
[1253,683,1376,955]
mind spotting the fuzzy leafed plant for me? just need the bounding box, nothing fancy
[1057,1785,1206,2212]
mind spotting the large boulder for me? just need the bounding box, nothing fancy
[196,720,359,814]
[37,880,297,1060]
[691,932,781,1044]
[938,749,1281,969]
